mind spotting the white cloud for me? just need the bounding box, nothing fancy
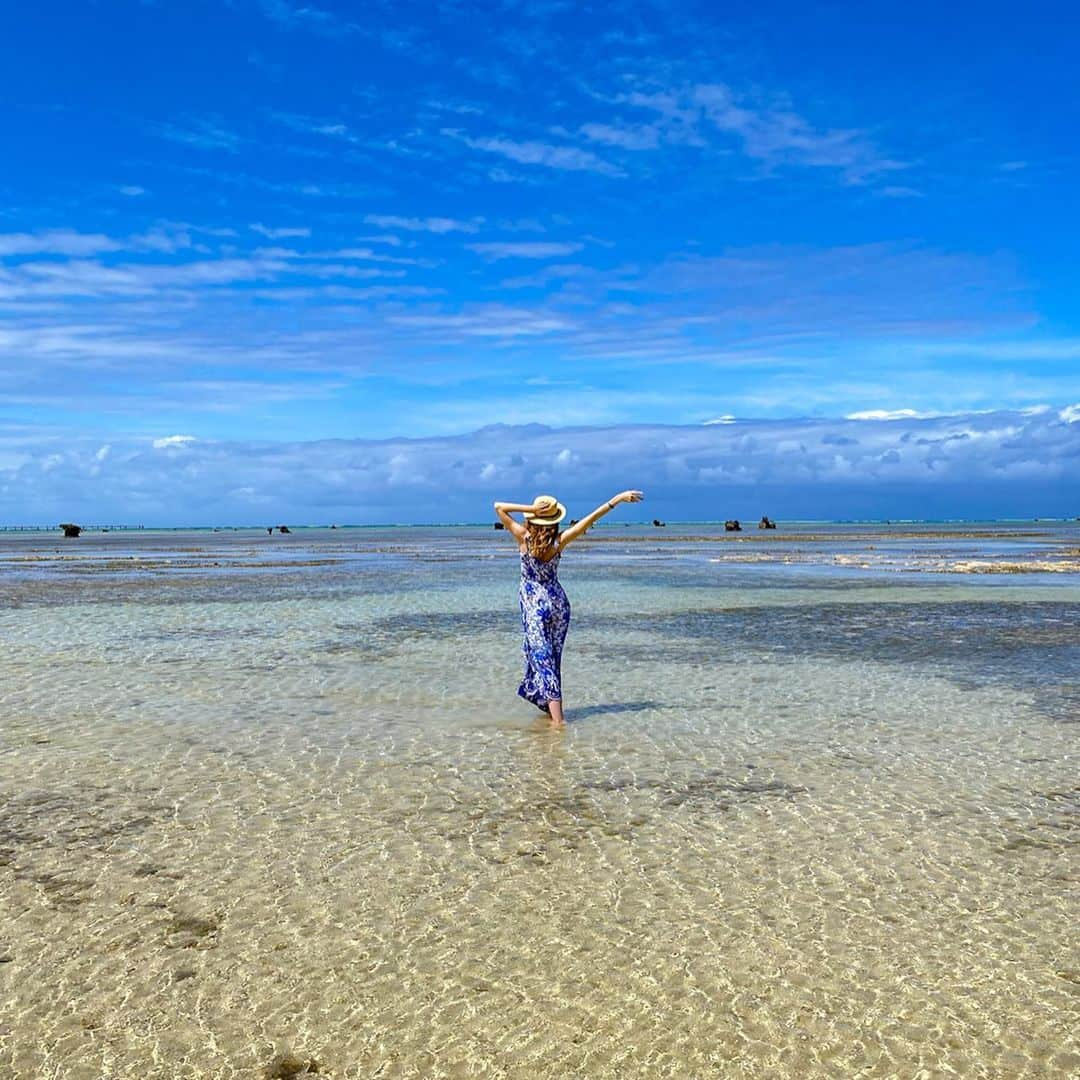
[269,111,360,142]
[4,407,1078,524]
[0,230,121,257]
[119,186,145,197]
[388,306,574,338]
[152,435,197,449]
[0,228,190,258]
[151,118,241,152]
[615,82,907,185]
[250,224,312,238]
[846,409,934,421]
[443,130,624,176]
[467,241,583,260]
[579,122,659,150]
[356,234,402,246]
[259,0,358,36]
[364,214,481,234]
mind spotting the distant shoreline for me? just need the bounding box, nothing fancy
[2,517,1079,533]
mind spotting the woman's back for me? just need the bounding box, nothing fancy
[520,547,562,585]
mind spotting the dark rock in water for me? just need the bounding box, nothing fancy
[652,518,666,527]
[278,525,291,534]
[494,522,505,530]
[165,910,220,950]
[568,518,579,526]
[60,523,81,538]
[330,524,337,529]
[267,527,273,535]
[263,1052,321,1077]
[724,519,741,532]
[758,515,776,529]
[169,912,219,937]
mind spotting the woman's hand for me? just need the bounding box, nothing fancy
[613,490,644,504]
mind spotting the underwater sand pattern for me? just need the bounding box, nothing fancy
[1,525,1078,1077]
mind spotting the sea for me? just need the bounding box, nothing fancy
[1,522,1077,1078]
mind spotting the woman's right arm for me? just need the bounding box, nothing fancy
[559,490,643,548]
[493,500,533,541]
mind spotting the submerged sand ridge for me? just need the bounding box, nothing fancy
[1,525,1078,1077]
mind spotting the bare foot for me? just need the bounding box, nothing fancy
[547,699,565,726]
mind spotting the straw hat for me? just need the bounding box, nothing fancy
[523,494,566,525]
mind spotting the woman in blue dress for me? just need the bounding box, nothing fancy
[493,490,644,726]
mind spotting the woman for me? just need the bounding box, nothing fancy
[493,490,644,726]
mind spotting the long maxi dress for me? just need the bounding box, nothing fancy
[517,548,571,707]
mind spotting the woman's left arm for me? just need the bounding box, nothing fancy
[559,490,643,549]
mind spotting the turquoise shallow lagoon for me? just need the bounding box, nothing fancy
[1,524,1078,1077]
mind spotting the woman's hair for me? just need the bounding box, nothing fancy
[525,520,559,561]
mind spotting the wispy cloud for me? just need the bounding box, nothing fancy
[467,241,583,260]
[250,223,312,239]
[150,117,242,152]
[388,305,575,338]
[0,230,121,257]
[578,122,660,151]
[356,233,402,246]
[269,110,361,142]
[611,82,908,185]
[259,0,358,36]
[0,228,191,258]
[4,0,1073,488]
[363,214,482,234]
[443,130,624,176]
[846,408,935,421]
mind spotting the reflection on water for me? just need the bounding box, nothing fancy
[1,525,1078,1077]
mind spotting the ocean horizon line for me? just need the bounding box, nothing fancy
[2,516,1078,533]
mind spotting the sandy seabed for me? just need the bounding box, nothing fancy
[1,527,1078,1077]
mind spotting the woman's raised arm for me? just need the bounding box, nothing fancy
[559,490,643,549]
[493,499,535,541]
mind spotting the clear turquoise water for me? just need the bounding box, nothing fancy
[1,525,1078,1078]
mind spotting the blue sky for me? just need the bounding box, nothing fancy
[2,0,1078,522]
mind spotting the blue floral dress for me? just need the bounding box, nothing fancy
[518,547,571,708]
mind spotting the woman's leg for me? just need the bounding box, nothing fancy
[546,598,569,726]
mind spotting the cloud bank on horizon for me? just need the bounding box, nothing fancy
[4,408,1077,525]
[2,1,1078,520]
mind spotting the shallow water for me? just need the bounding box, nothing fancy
[1,525,1078,1078]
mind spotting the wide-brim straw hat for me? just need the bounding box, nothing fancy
[524,494,566,525]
